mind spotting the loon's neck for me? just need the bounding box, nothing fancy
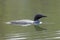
[34,20,40,25]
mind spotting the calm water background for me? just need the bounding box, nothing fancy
[0,0,60,40]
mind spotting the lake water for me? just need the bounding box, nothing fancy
[0,0,60,40]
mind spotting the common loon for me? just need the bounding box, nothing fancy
[5,14,47,26]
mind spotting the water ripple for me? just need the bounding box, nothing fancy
[3,30,60,40]
[4,33,28,40]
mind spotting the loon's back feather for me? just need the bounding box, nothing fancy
[12,20,34,24]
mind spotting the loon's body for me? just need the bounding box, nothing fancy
[5,14,47,26]
[5,20,42,26]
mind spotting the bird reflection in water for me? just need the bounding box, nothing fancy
[34,25,47,31]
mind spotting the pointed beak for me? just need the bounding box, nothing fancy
[42,16,47,17]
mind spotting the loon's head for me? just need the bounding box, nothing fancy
[34,14,47,21]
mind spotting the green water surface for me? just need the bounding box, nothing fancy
[0,0,60,40]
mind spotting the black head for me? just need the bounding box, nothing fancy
[34,14,47,21]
